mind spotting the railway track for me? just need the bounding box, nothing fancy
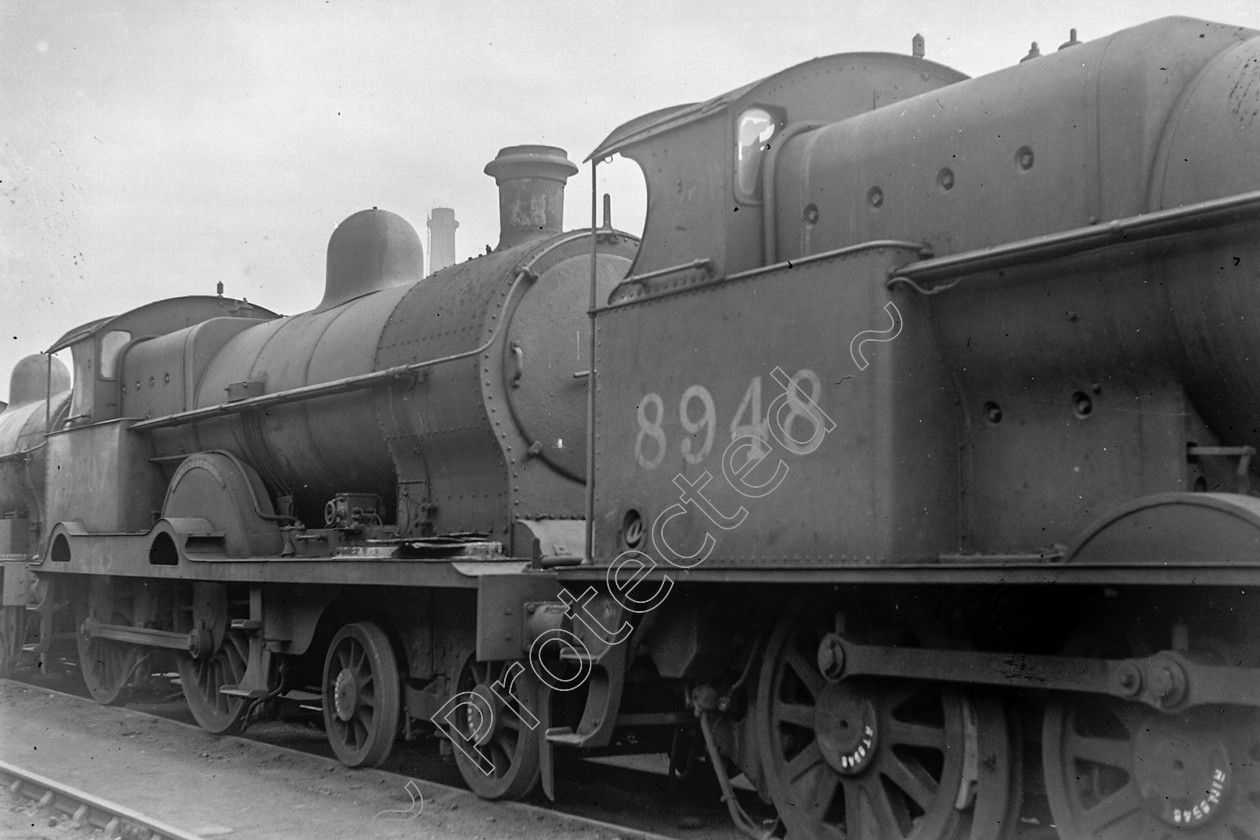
[1,669,1084,839]
[2,758,206,840]
[1,672,744,840]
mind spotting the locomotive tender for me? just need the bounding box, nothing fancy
[2,15,1259,840]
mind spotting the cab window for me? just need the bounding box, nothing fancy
[68,341,95,425]
[735,107,779,203]
[99,330,131,380]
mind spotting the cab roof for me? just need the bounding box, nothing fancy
[48,296,280,354]
[588,51,966,161]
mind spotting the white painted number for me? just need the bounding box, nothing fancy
[635,393,667,469]
[768,368,830,456]
[636,372,827,468]
[680,385,716,464]
[729,376,770,458]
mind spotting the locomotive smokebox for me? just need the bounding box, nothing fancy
[484,145,578,250]
[320,208,424,311]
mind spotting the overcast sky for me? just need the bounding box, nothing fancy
[4,0,1260,403]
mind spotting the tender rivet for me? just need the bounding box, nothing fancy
[1072,391,1093,419]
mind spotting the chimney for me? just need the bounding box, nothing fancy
[427,207,459,274]
[483,145,578,250]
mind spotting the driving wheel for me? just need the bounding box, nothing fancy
[177,629,250,734]
[1043,605,1260,839]
[450,655,542,801]
[757,591,1020,840]
[321,621,402,768]
[76,577,142,706]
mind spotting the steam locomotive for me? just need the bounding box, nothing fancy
[3,16,1259,840]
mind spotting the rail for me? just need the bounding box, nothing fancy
[887,187,1260,292]
[0,758,206,840]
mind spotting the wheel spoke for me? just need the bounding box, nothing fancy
[847,777,900,840]
[786,740,824,783]
[1064,730,1132,769]
[812,767,841,813]
[494,730,516,762]
[881,750,940,811]
[226,640,246,675]
[880,683,919,713]
[1077,781,1144,835]
[212,664,226,712]
[784,643,825,698]
[868,778,906,839]
[775,700,815,729]
[348,718,360,747]
[886,717,946,750]
[842,779,863,837]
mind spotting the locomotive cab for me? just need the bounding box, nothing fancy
[590,50,966,283]
[49,296,278,429]
[42,297,279,537]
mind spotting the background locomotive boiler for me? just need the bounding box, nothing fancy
[18,145,638,786]
[3,15,1259,840]
[0,355,70,673]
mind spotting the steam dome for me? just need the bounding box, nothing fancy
[320,208,424,311]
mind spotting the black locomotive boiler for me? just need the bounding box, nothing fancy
[2,16,1259,840]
